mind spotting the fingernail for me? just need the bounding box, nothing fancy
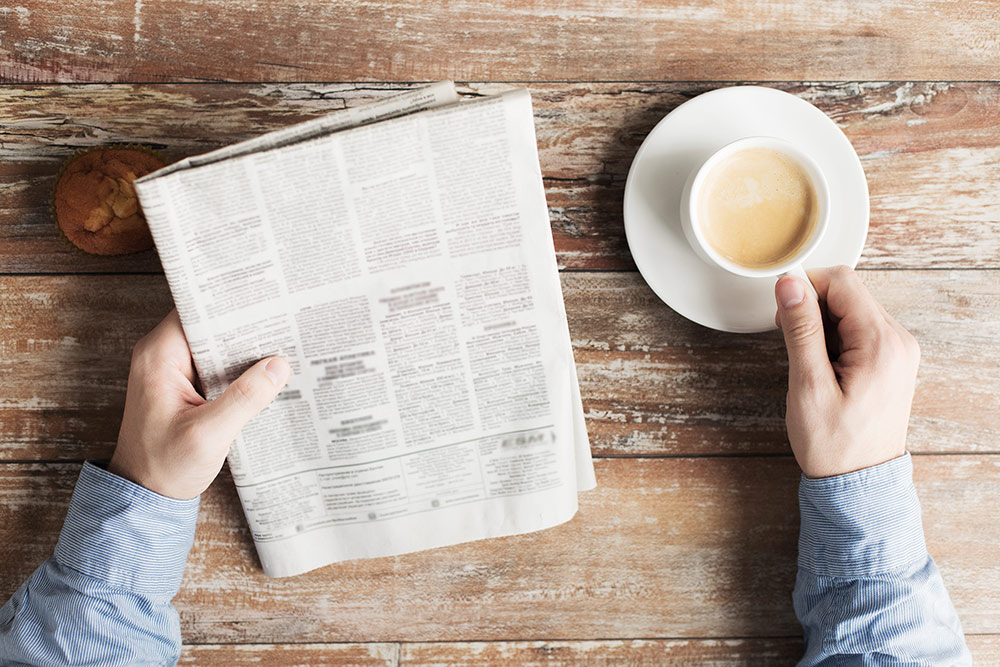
[264,357,291,386]
[777,277,805,308]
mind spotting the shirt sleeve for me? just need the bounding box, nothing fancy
[0,461,199,667]
[793,452,971,665]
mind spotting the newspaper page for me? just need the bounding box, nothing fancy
[135,84,596,577]
[150,81,460,178]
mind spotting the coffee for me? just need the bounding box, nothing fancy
[697,147,818,269]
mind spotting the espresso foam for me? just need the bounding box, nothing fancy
[698,147,818,269]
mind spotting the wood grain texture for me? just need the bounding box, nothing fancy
[2,82,999,272]
[177,638,804,666]
[2,271,997,461]
[179,642,398,665]
[2,457,998,643]
[176,636,1000,665]
[2,1,999,83]
[399,637,1000,665]
[398,639,803,665]
[569,270,1000,457]
[963,636,1000,661]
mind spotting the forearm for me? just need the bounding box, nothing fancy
[793,453,969,665]
[0,462,198,666]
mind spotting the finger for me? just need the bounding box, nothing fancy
[806,266,883,327]
[858,286,920,356]
[197,356,291,442]
[139,309,197,383]
[873,299,910,339]
[775,276,838,392]
[143,308,183,343]
[876,302,907,338]
[873,301,921,364]
[806,266,885,350]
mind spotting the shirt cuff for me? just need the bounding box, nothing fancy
[54,461,200,595]
[798,452,927,578]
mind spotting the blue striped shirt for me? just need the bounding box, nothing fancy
[0,462,198,666]
[0,454,970,665]
[795,453,970,665]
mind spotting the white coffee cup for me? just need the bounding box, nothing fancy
[679,136,830,295]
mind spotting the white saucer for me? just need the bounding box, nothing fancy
[623,86,869,333]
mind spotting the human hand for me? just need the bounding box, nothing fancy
[108,309,291,499]
[774,266,920,478]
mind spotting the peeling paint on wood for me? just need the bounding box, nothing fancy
[181,638,806,665]
[179,642,398,665]
[2,1,999,82]
[398,639,806,665]
[174,636,1000,664]
[1,458,997,642]
[398,637,1000,665]
[1,82,998,272]
[1,272,997,460]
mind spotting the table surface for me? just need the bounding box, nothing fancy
[2,2,999,664]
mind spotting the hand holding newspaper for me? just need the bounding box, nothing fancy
[134,82,596,577]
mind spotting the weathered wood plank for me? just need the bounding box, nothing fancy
[569,270,1000,457]
[0,275,171,460]
[399,639,803,665]
[180,639,803,665]
[176,636,1000,665]
[179,642,398,665]
[2,457,997,642]
[967,634,1000,658]
[1,271,997,461]
[400,637,1000,665]
[1,82,998,272]
[2,1,998,83]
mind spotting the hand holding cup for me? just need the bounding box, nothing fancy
[774,266,920,478]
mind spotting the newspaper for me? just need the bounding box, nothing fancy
[134,82,596,577]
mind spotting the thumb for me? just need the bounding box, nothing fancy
[200,356,291,442]
[775,277,835,390]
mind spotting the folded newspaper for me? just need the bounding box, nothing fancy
[134,81,596,577]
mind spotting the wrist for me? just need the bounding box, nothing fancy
[107,449,149,490]
[797,444,907,479]
[108,448,194,501]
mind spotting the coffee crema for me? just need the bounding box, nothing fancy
[697,147,818,269]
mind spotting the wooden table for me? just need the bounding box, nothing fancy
[2,2,999,664]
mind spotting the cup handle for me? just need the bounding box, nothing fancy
[781,264,819,302]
